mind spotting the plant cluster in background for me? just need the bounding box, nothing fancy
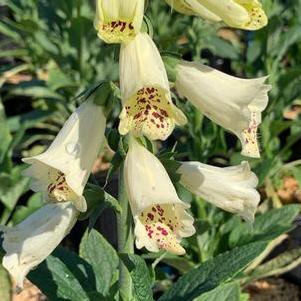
[0,0,301,300]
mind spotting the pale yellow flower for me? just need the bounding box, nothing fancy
[119,32,187,141]
[175,61,271,158]
[124,138,195,255]
[22,100,106,212]
[1,202,78,289]
[166,0,268,30]
[178,161,260,222]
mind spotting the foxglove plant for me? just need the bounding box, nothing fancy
[0,1,272,299]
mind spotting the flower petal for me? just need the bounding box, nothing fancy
[178,161,260,222]
[135,203,194,255]
[1,202,78,289]
[175,61,271,158]
[165,0,221,21]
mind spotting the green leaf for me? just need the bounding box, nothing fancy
[8,109,53,132]
[120,254,154,301]
[239,292,250,301]
[47,69,76,91]
[11,193,43,224]
[79,229,119,296]
[0,49,27,58]
[29,247,99,301]
[0,167,29,211]
[196,282,240,301]
[209,36,240,60]
[0,264,11,301]
[142,253,195,274]
[104,150,123,186]
[246,247,301,281]
[160,158,182,183]
[0,100,12,165]
[229,205,301,247]
[86,292,110,301]
[8,84,65,101]
[107,128,120,152]
[247,40,262,64]
[80,184,121,222]
[158,242,267,301]
[0,20,21,40]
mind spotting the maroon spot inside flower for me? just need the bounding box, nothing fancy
[147,213,154,221]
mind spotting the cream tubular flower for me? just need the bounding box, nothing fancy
[94,0,144,44]
[22,100,106,212]
[1,202,78,289]
[166,0,268,30]
[196,0,268,30]
[175,61,271,158]
[124,138,195,255]
[119,32,187,141]
[165,0,221,22]
[178,161,260,222]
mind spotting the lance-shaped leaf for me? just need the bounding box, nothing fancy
[158,241,266,301]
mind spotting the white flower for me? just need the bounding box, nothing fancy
[165,0,221,22]
[1,202,78,289]
[22,100,106,212]
[178,161,260,222]
[124,138,195,255]
[165,0,268,30]
[175,61,271,158]
[119,32,187,141]
[94,0,144,44]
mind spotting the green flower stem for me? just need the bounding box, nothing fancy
[117,163,134,300]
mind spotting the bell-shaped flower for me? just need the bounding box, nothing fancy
[119,32,187,141]
[199,0,268,30]
[1,202,78,289]
[178,161,260,222]
[175,61,271,158]
[124,138,195,255]
[166,0,268,30]
[94,0,144,44]
[22,100,106,212]
[165,0,221,22]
